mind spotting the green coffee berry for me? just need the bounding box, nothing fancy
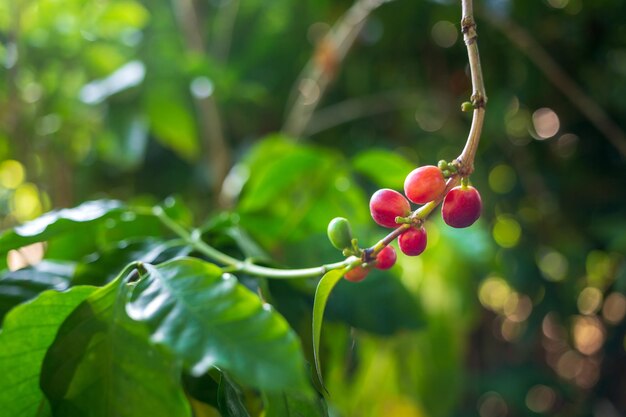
[461,101,474,112]
[327,217,353,250]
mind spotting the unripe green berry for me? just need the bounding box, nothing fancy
[461,101,474,112]
[327,217,353,250]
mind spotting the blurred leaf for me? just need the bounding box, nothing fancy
[264,391,328,417]
[0,200,124,255]
[145,85,199,161]
[101,1,150,29]
[0,261,74,321]
[237,136,368,249]
[217,374,250,417]
[312,268,346,389]
[239,137,329,212]
[352,149,415,190]
[126,258,309,391]
[0,286,96,417]
[41,268,191,417]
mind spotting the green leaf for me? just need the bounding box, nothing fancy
[240,145,328,212]
[0,200,124,255]
[0,261,74,322]
[217,374,251,417]
[126,258,308,391]
[264,391,328,417]
[72,238,191,287]
[40,268,191,417]
[0,286,96,417]
[145,85,199,161]
[352,149,415,189]
[312,268,346,389]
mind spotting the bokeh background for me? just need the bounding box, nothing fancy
[1,0,626,416]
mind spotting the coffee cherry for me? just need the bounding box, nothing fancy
[327,217,353,250]
[442,185,482,228]
[369,189,411,228]
[375,246,397,270]
[404,165,446,204]
[398,227,427,256]
[344,265,369,282]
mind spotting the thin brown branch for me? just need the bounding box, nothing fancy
[305,91,419,136]
[210,0,240,62]
[364,0,487,260]
[282,0,390,139]
[481,10,626,158]
[454,0,487,176]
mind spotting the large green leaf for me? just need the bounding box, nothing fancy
[0,200,124,255]
[0,286,96,417]
[126,258,308,391]
[40,268,191,417]
[352,149,415,190]
[0,261,74,322]
[239,141,330,212]
[312,268,346,389]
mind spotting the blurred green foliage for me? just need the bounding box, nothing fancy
[1,0,626,416]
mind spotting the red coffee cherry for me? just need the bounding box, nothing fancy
[404,165,446,204]
[369,189,411,228]
[375,246,397,270]
[344,265,369,282]
[442,185,482,228]
[398,227,427,256]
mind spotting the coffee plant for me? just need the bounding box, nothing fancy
[2,0,626,416]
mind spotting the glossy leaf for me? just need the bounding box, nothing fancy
[0,200,124,255]
[352,149,415,189]
[72,238,191,287]
[312,268,346,389]
[0,286,96,417]
[40,269,191,417]
[0,261,74,321]
[126,258,308,391]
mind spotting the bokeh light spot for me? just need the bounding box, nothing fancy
[602,292,626,324]
[190,77,214,99]
[431,20,457,48]
[488,164,516,194]
[478,392,508,417]
[7,242,45,271]
[12,183,42,221]
[572,315,605,355]
[525,385,556,413]
[537,249,568,282]
[547,0,569,8]
[492,215,521,248]
[577,287,603,315]
[0,160,25,189]
[479,276,511,312]
[532,108,560,140]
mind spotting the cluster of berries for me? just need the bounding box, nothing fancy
[327,164,482,282]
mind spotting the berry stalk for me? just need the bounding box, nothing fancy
[148,0,486,281]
